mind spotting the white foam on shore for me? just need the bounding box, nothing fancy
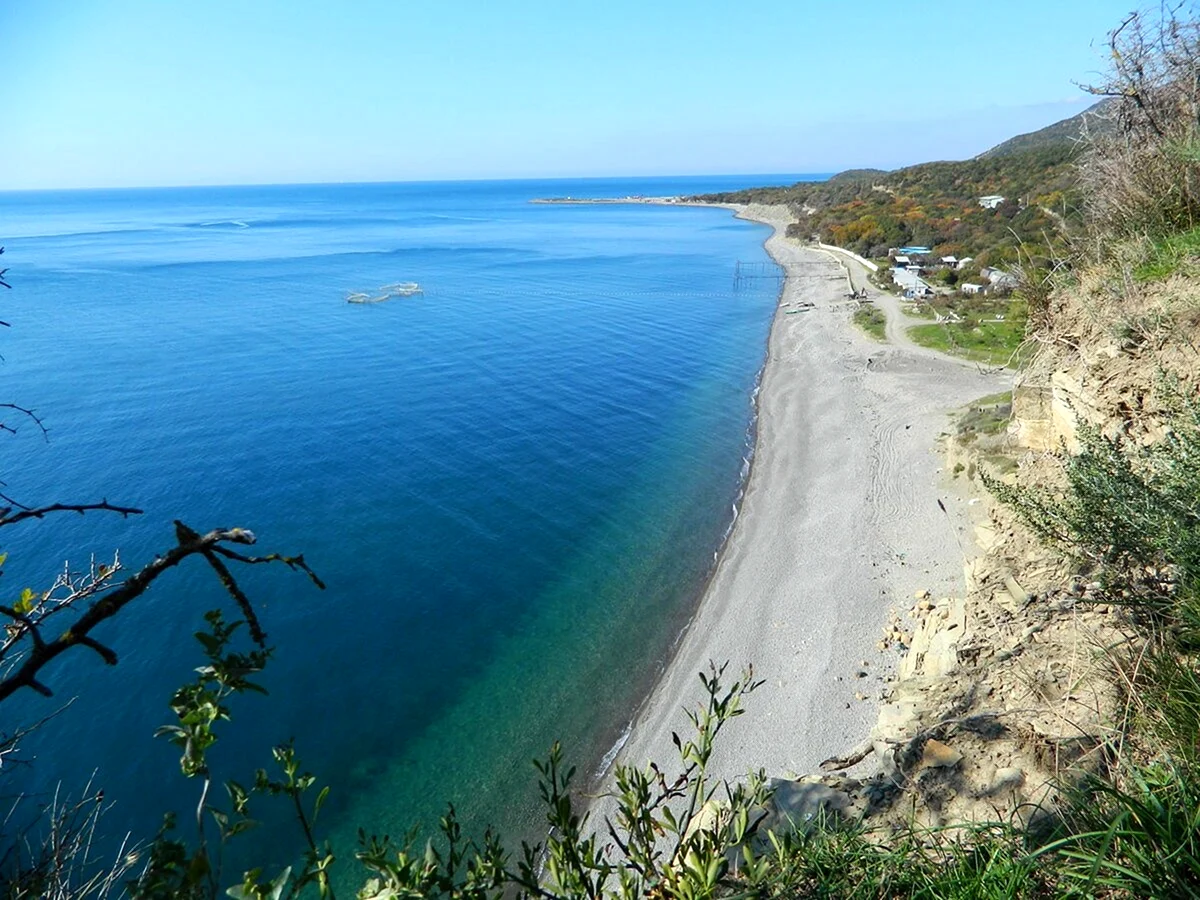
[594,721,633,779]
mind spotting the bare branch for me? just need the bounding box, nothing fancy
[0,698,75,766]
[0,523,321,704]
[174,520,268,646]
[1079,5,1200,238]
[210,545,326,590]
[0,500,143,529]
[0,556,122,668]
[0,403,48,440]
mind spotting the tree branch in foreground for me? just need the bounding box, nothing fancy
[0,499,143,527]
[0,403,46,438]
[0,523,323,704]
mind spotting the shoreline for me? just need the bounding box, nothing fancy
[597,204,1008,800]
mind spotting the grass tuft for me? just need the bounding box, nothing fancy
[1133,225,1200,281]
[852,303,887,341]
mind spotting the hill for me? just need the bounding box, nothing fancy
[695,105,1104,270]
[978,98,1115,158]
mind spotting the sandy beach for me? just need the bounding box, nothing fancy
[605,204,1008,790]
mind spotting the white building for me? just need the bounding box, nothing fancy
[962,283,983,295]
[893,267,933,296]
[978,195,1006,209]
[981,267,1018,290]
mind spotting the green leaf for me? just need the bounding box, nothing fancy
[313,785,330,823]
[268,865,292,900]
[12,587,34,615]
[194,631,222,654]
[226,819,259,839]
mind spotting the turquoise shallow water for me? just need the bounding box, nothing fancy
[0,176,811,875]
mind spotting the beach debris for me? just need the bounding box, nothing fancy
[820,740,875,771]
[878,610,912,651]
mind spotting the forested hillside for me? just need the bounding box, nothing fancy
[700,101,1112,268]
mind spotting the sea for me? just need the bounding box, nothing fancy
[0,175,818,881]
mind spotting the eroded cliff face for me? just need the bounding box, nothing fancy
[1013,266,1200,452]
[1011,346,1192,452]
[1011,370,1096,453]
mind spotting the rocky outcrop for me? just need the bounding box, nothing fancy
[1011,369,1099,452]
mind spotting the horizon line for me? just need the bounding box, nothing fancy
[0,171,839,195]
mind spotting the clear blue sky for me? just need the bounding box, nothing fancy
[1,0,1143,189]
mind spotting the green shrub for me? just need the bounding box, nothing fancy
[984,395,1200,621]
[852,304,887,341]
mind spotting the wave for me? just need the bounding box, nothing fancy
[593,720,632,779]
[12,224,167,241]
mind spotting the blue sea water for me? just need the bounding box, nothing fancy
[0,175,814,877]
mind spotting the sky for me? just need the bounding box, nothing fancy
[0,0,1153,189]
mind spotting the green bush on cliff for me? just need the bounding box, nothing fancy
[981,385,1200,897]
[985,395,1200,623]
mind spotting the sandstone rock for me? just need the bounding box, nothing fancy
[919,739,962,770]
